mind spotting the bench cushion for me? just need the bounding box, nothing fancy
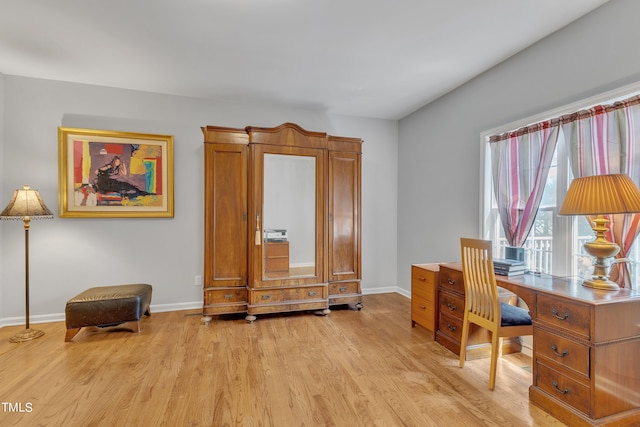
[65,284,152,329]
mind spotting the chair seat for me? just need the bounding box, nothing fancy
[500,302,532,327]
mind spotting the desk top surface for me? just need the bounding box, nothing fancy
[440,262,640,305]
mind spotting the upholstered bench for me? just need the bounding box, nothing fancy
[65,284,152,342]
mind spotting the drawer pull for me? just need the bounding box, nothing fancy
[551,309,570,320]
[550,344,569,357]
[261,294,271,300]
[446,323,456,332]
[447,278,456,286]
[552,381,570,395]
[419,305,426,310]
[224,294,233,299]
[418,277,426,281]
[308,291,317,297]
[339,287,348,292]
[446,302,457,311]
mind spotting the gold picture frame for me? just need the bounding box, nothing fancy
[58,127,174,218]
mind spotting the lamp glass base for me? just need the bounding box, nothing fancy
[582,277,620,291]
[9,328,45,343]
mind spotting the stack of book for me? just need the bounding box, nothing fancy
[493,258,526,276]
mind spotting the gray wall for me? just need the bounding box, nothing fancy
[0,77,398,324]
[397,0,640,292]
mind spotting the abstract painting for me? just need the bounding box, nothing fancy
[58,127,174,218]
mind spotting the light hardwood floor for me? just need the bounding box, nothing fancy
[0,293,566,426]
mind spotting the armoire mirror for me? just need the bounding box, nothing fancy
[262,153,316,279]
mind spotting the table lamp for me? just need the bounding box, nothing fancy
[559,174,640,290]
[1,185,53,342]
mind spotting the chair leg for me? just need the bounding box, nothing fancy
[488,331,500,390]
[459,313,470,368]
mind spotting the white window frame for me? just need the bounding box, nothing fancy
[480,81,640,277]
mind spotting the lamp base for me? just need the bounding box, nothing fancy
[582,216,622,292]
[582,277,620,291]
[9,328,45,343]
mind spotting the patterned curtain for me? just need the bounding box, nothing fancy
[562,95,640,288]
[490,121,560,248]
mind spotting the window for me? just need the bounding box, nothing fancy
[481,83,640,284]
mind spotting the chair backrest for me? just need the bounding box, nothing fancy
[460,238,500,326]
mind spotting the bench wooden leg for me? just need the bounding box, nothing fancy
[65,328,81,342]
[115,321,141,333]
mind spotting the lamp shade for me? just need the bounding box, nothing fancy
[559,174,640,216]
[1,185,53,220]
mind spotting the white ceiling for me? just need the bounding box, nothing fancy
[0,0,610,120]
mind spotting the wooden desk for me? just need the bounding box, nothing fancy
[441,262,640,427]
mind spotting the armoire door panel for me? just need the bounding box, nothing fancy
[329,151,360,282]
[204,143,248,288]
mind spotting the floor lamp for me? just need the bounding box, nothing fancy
[1,185,53,342]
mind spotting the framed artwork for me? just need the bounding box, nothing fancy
[58,127,174,218]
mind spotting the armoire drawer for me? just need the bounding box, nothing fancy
[411,265,438,302]
[203,287,248,315]
[412,294,434,332]
[249,286,326,304]
[205,287,248,305]
[534,327,590,378]
[329,281,360,295]
[537,294,590,340]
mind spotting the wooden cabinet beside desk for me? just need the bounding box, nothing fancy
[411,264,439,338]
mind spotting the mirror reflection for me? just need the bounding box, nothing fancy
[263,154,316,279]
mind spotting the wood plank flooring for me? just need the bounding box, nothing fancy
[0,293,566,426]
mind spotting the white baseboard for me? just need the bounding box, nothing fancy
[0,301,204,328]
[0,287,411,328]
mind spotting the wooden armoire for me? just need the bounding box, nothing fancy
[202,122,362,322]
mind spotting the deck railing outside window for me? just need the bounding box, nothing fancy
[495,235,640,287]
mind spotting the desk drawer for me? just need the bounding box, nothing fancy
[439,267,464,294]
[412,294,434,331]
[439,291,464,319]
[537,294,590,340]
[536,360,591,415]
[411,265,438,302]
[439,311,463,341]
[534,327,590,378]
[264,241,289,256]
[265,258,289,272]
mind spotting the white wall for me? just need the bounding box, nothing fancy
[397,0,640,292]
[0,74,4,315]
[0,76,398,324]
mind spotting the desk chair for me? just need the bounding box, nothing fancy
[459,238,533,390]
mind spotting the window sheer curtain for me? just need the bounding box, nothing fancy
[562,95,640,288]
[489,122,560,248]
